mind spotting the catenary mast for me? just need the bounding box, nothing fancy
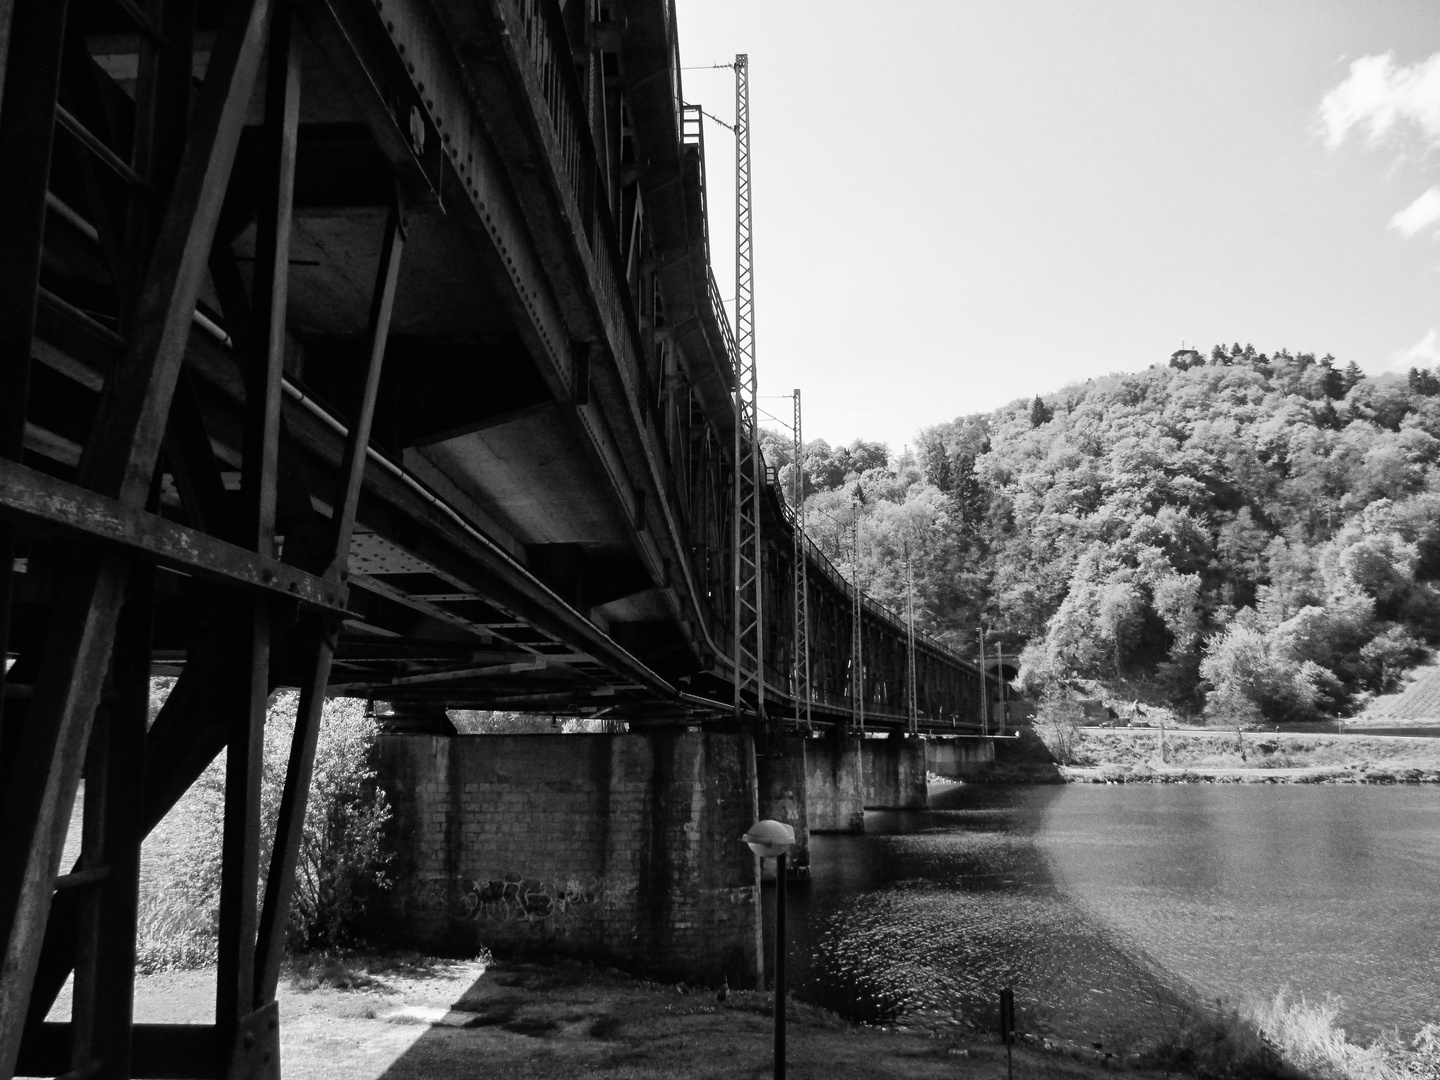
[732,54,765,725]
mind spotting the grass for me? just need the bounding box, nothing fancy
[135,891,214,975]
[110,955,1206,1080]
[1245,990,1440,1080]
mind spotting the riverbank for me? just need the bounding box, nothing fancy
[991,728,1440,783]
[68,954,1200,1080]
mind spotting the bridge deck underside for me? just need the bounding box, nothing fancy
[0,0,997,1072]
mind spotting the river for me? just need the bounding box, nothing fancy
[777,783,1440,1046]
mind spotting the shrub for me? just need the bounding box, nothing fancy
[264,693,393,951]
[1032,693,1084,764]
[1141,1000,1289,1080]
[1359,626,1429,693]
[141,686,393,965]
[1244,989,1421,1080]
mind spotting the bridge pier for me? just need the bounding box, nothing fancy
[374,731,763,987]
[925,736,996,780]
[805,739,865,832]
[861,735,929,810]
[757,737,810,877]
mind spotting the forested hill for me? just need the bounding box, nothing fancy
[768,347,1440,722]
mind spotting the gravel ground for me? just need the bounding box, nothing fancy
[41,956,1189,1080]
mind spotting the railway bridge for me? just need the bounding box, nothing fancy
[0,0,998,1074]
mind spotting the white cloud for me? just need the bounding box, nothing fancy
[1390,186,1440,238]
[1320,51,1440,151]
[1388,327,1440,370]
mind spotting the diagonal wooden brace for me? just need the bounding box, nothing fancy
[0,1,276,1073]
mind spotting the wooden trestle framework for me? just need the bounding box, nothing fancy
[0,1,994,1075]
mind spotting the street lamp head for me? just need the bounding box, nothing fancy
[741,819,795,859]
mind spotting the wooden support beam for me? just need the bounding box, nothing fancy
[0,2,274,1072]
[0,0,69,793]
[0,456,349,613]
[255,199,405,1005]
[214,593,268,1035]
[90,568,151,1080]
[218,3,298,1033]
[19,1021,226,1079]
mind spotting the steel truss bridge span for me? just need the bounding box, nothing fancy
[0,0,995,1075]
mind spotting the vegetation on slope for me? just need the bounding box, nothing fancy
[770,347,1440,723]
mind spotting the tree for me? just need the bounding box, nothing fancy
[952,452,985,533]
[1342,360,1364,393]
[1408,367,1440,396]
[1029,395,1053,427]
[1319,358,1345,400]
[926,448,953,492]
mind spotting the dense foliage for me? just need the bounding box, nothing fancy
[780,347,1440,722]
[137,689,392,970]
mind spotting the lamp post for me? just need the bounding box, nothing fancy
[743,819,796,1080]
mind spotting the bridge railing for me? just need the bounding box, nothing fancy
[506,0,647,431]
[507,1,986,719]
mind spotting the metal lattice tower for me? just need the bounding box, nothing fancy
[732,53,765,722]
[906,548,918,735]
[792,389,811,730]
[850,501,864,738]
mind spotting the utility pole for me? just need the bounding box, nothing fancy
[792,389,811,731]
[996,642,1007,735]
[977,626,988,736]
[851,495,864,740]
[906,544,918,735]
[731,53,765,729]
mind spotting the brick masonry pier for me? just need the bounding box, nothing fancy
[757,736,811,876]
[805,740,864,832]
[925,736,996,780]
[861,737,929,809]
[375,732,762,986]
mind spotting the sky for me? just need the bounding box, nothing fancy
[674,1,1440,453]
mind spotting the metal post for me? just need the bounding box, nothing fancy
[906,546,917,735]
[731,53,764,727]
[774,851,787,1080]
[792,389,810,731]
[996,641,1005,736]
[850,503,863,738]
[977,626,987,736]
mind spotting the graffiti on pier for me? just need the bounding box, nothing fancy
[409,873,604,933]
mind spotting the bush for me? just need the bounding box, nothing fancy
[1244,989,1439,1080]
[1141,1000,1289,1080]
[1359,626,1429,694]
[263,693,393,951]
[1033,693,1084,764]
[141,686,393,966]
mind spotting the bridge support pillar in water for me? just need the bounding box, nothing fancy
[374,731,763,987]
[861,736,929,810]
[757,736,810,877]
[925,736,996,780]
[805,740,865,832]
